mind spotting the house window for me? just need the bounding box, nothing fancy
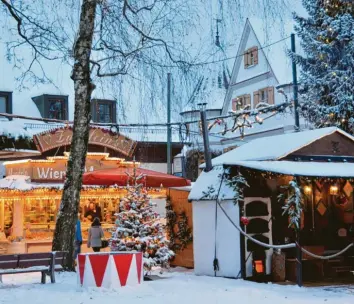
[91,99,117,123]
[244,46,258,68]
[31,94,69,120]
[253,87,274,108]
[0,91,13,117]
[48,98,66,120]
[232,94,251,111]
[259,88,268,103]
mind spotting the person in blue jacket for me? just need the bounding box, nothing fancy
[74,214,83,259]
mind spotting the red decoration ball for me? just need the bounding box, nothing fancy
[240,216,250,226]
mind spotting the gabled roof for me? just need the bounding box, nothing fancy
[221,18,304,115]
[208,127,354,167]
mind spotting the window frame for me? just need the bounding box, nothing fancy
[0,91,13,119]
[232,94,251,111]
[244,46,259,68]
[259,88,269,103]
[47,97,67,120]
[91,99,117,123]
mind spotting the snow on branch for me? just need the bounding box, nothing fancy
[207,100,292,138]
[224,170,249,205]
[278,179,304,231]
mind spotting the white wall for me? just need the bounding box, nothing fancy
[139,163,167,174]
[229,76,281,109]
[193,200,241,278]
[236,29,271,84]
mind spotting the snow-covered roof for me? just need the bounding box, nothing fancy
[188,166,235,201]
[190,159,354,201]
[0,175,63,190]
[220,161,354,178]
[209,127,351,166]
[0,119,184,144]
[0,119,33,139]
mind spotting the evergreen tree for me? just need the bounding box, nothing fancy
[292,0,354,133]
[110,169,174,271]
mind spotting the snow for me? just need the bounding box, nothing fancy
[218,161,354,179]
[0,175,63,190]
[188,166,235,201]
[0,270,353,304]
[208,127,350,166]
[0,119,183,143]
[0,120,32,139]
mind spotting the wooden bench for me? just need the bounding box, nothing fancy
[0,251,66,284]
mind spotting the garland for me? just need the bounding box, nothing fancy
[224,169,249,205]
[165,196,193,252]
[278,178,304,231]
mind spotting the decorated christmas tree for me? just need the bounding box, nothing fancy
[110,167,174,271]
[291,0,354,133]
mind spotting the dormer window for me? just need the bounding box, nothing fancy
[244,46,258,68]
[48,98,66,119]
[0,91,13,117]
[32,94,69,120]
[91,99,116,123]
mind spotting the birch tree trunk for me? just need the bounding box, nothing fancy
[52,0,97,270]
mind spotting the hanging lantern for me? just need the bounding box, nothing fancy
[253,260,265,274]
[252,251,266,277]
[304,185,312,195]
[330,185,339,196]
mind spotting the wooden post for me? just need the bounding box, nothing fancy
[0,200,4,231]
[239,201,246,279]
[296,240,303,287]
[296,176,303,287]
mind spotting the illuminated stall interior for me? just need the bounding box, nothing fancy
[0,153,167,253]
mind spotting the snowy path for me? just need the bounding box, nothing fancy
[0,269,353,304]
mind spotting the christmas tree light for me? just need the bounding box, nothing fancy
[109,165,174,272]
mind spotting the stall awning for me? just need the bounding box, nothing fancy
[228,160,354,178]
[82,167,191,188]
[189,161,354,201]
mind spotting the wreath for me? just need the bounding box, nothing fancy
[165,197,193,252]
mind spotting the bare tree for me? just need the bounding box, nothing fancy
[0,0,202,270]
[0,0,290,270]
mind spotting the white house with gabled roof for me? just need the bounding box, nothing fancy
[180,18,308,154]
[220,18,308,147]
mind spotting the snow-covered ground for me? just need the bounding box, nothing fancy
[0,269,353,304]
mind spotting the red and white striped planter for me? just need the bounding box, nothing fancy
[77,252,143,288]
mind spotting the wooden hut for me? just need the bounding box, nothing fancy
[167,186,193,268]
[189,127,354,282]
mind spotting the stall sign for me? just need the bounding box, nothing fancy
[34,127,137,156]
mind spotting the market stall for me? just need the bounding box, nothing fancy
[0,175,166,254]
[190,127,354,283]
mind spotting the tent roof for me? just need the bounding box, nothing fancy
[0,175,63,190]
[83,167,191,188]
[224,160,354,178]
[190,160,354,201]
[205,127,354,167]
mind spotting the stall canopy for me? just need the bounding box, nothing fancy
[82,167,191,188]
